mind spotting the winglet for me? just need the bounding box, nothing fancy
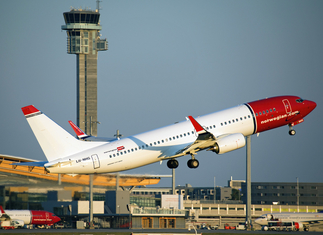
[188,116,207,134]
[68,120,88,139]
[21,105,41,117]
[0,205,5,213]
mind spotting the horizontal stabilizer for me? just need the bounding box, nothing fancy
[68,120,88,139]
[68,120,115,142]
[11,161,48,167]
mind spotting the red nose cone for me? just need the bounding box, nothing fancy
[54,216,61,223]
[307,100,317,112]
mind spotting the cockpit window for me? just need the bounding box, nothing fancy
[296,98,304,103]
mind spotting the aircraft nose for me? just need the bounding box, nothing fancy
[307,100,317,112]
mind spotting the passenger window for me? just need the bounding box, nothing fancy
[192,131,194,134]
[135,148,137,150]
[244,116,247,119]
[109,155,112,158]
[180,134,182,138]
[236,119,238,122]
[132,149,134,152]
[173,137,175,140]
[142,145,145,149]
[169,138,172,141]
[240,117,243,120]
[128,150,130,153]
[263,111,265,114]
[228,121,231,124]
[224,122,227,125]
[113,154,115,157]
[232,119,235,123]
[221,123,223,126]
[158,141,160,144]
[154,142,156,145]
[213,125,216,128]
[184,133,186,137]
[162,140,164,143]
[259,112,262,115]
[120,152,123,155]
[266,110,269,113]
[150,143,152,146]
[248,115,251,118]
[187,132,190,135]
[270,109,272,112]
[256,113,258,116]
[273,108,276,111]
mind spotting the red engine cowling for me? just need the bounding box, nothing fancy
[213,133,246,154]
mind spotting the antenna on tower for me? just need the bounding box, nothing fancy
[96,0,102,13]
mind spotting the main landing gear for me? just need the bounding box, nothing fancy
[187,153,199,169]
[288,124,296,136]
[167,154,200,169]
[167,159,178,169]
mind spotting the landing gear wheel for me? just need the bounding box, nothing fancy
[167,159,179,169]
[289,129,296,136]
[187,159,199,168]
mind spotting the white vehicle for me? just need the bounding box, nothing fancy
[13,96,316,175]
[235,222,246,230]
[1,220,24,229]
[255,212,323,231]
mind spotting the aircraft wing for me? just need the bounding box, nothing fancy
[174,116,216,157]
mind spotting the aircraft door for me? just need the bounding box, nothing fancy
[91,154,100,169]
[282,99,292,114]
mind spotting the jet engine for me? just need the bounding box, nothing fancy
[212,133,246,154]
[294,222,304,231]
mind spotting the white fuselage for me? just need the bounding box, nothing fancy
[45,104,254,174]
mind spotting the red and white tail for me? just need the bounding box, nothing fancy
[21,105,105,162]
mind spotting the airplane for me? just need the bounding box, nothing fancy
[14,95,316,174]
[255,212,323,231]
[0,205,61,228]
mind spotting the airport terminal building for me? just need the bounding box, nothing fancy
[0,155,322,230]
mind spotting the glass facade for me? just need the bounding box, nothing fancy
[67,31,90,54]
[64,11,100,24]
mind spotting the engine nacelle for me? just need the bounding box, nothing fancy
[213,133,246,154]
[294,222,303,231]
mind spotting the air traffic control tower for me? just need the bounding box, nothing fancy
[62,8,107,136]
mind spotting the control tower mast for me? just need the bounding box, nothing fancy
[62,6,107,136]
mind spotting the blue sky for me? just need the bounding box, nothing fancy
[0,0,322,187]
